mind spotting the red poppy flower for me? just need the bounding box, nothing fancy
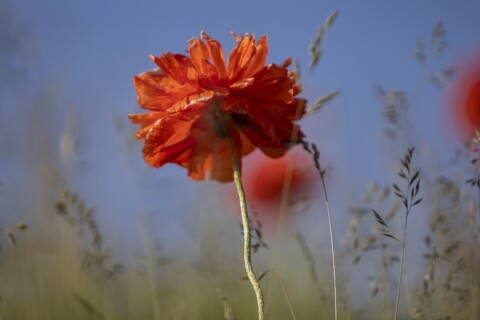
[129,32,306,182]
[449,51,480,138]
[240,147,318,227]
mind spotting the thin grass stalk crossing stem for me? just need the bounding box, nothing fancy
[227,135,265,320]
[267,104,303,309]
[278,273,298,320]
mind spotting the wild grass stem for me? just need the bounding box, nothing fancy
[392,147,420,320]
[309,143,338,320]
[393,209,409,320]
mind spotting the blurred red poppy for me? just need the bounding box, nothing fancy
[241,147,318,227]
[129,32,306,182]
[449,51,480,138]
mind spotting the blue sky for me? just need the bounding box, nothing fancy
[2,0,480,253]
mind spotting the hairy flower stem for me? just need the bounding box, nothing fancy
[227,136,265,320]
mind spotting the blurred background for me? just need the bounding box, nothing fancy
[1,0,480,319]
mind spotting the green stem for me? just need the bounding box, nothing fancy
[228,136,265,320]
[394,209,409,320]
[311,144,337,320]
[393,148,418,320]
[320,172,338,320]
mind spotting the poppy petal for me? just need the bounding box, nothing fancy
[201,31,227,80]
[238,35,268,79]
[152,53,195,85]
[142,116,198,167]
[188,37,210,75]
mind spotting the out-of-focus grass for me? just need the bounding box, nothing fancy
[1,176,478,320]
[1,2,480,319]
[0,188,334,319]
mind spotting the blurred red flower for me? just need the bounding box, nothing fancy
[449,51,480,138]
[129,32,306,182]
[241,147,318,227]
